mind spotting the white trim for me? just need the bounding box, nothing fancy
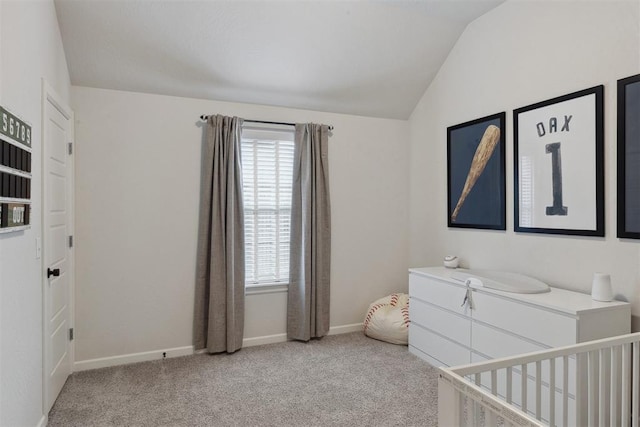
[74,324,364,370]
[245,283,288,295]
[328,323,364,335]
[243,333,288,348]
[241,124,295,139]
[242,323,364,348]
[68,107,75,374]
[44,85,72,120]
[36,414,47,427]
[73,345,194,372]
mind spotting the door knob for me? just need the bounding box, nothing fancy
[47,268,60,278]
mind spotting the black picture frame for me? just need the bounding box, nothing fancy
[514,86,604,236]
[447,112,506,230]
[617,74,640,239]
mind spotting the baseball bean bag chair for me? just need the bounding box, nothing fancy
[363,293,409,345]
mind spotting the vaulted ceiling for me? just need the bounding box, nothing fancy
[54,0,503,119]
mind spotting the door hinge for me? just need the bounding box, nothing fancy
[68,142,73,155]
[68,235,73,248]
[69,328,74,341]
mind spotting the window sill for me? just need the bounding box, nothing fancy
[245,283,289,295]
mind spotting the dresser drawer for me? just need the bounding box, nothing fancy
[472,291,576,348]
[472,321,547,359]
[409,324,470,367]
[410,297,470,347]
[409,273,468,315]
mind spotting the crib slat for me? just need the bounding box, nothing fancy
[562,355,569,426]
[632,341,639,427]
[472,373,481,427]
[622,343,630,427]
[464,396,474,427]
[487,411,498,426]
[506,367,513,404]
[535,361,542,420]
[549,358,555,427]
[611,345,619,427]
[588,350,597,426]
[487,370,498,427]
[576,353,586,427]
[491,369,497,395]
[600,348,607,426]
[461,392,473,427]
[521,364,528,413]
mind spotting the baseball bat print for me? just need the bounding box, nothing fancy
[451,125,500,222]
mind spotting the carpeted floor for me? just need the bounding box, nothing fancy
[48,332,439,426]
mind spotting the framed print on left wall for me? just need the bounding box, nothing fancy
[514,85,604,237]
[447,112,506,230]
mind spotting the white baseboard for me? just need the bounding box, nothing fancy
[73,323,364,371]
[328,323,363,335]
[36,414,47,427]
[242,322,364,348]
[243,333,288,348]
[73,345,194,372]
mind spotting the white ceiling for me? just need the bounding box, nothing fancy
[54,0,503,120]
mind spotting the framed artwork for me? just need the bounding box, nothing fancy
[617,74,640,239]
[514,86,604,236]
[447,112,506,230]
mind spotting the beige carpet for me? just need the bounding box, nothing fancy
[48,332,439,426]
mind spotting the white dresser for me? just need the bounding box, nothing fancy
[408,266,631,367]
[408,267,631,423]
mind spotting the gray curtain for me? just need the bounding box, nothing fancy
[194,115,245,353]
[287,123,331,341]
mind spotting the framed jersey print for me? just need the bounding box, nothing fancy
[514,86,604,236]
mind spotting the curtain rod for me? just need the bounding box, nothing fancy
[199,115,333,131]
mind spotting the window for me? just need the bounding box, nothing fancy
[241,126,294,287]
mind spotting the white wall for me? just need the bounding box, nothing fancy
[71,86,410,362]
[409,0,640,329]
[0,1,71,425]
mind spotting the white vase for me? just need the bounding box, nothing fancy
[591,273,613,302]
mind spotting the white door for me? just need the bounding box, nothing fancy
[42,81,74,412]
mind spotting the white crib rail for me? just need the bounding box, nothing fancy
[438,332,640,426]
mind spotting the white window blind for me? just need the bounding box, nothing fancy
[241,126,294,287]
